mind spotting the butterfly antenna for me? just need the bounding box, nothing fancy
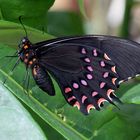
[19,16,28,37]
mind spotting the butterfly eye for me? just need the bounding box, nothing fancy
[21,37,29,45]
[22,38,26,43]
[18,38,26,48]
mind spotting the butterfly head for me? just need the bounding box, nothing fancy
[18,37,31,57]
[18,37,31,49]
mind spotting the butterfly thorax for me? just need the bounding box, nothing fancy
[18,37,37,68]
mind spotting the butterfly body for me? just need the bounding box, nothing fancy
[17,35,140,115]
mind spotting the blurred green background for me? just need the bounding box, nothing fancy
[0,0,140,140]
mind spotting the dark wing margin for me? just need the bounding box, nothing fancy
[100,37,140,82]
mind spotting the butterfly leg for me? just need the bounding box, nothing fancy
[3,57,20,84]
[25,70,31,95]
[21,69,31,95]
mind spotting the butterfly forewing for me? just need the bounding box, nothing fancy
[100,38,140,80]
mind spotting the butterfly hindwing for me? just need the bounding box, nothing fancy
[38,43,120,114]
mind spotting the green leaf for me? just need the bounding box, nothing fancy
[0,0,55,31]
[1,19,140,140]
[115,82,139,98]
[0,84,47,140]
[0,20,53,46]
[120,0,134,37]
[77,0,87,18]
[47,11,84,36]
[114,84,140,135]
[122,84,140,104]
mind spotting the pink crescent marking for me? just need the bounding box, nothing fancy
[112,78,117,85]
[81,48,86,54]
[73,101,80,110]
[87,66,93,72]
[92,91,98,97]
[107,89,114,100]
[87,74,93,80]
[98,98,107,107]
[104,53,111,60]
[73,83,79,89]
[103,72,109,78]
[82,95,87,103]
[84,58,90,63]
[68,96,76,102]
[87,104,95,113]
[111,66,116,73]
[65,87,72,93]
[81,79,88,86]
[100,82,106,88]
[93,49,97,56]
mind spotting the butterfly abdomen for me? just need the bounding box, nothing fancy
[32,65,55,96]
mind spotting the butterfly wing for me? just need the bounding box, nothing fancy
[33,35,140,114]
[37,42,119,114]
[100,37,140,81]
[36,35,140,81]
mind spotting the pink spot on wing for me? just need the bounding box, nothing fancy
[87,66,93,72]
[103,72,109,78]
[84,58,90,63]
[81,48,86,54]
[87,74,93,79]
[68,96,76,102]
[81,79,88,86]
[92,91,98,97]
[93,49,97,56]
[100,82,106,88]
[73,83,79,89]
[100,61,105,67]
[65,87,72,93]
[82,95,87,103]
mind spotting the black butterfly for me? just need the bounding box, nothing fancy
[11,35,140,115]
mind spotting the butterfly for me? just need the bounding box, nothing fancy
[13,35,140,115]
